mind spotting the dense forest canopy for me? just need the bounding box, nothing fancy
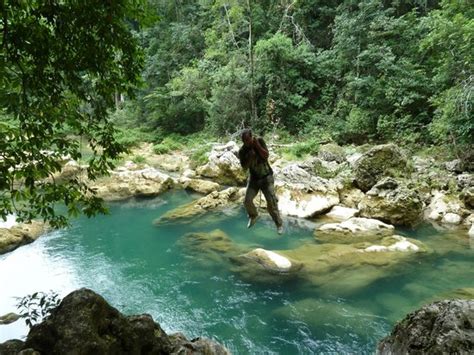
[125,0,472,150]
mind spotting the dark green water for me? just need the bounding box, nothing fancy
[1,191,473,353]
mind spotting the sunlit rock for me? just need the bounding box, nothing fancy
[92,167,175,201]
[353,144,409,192]
[377,299,474,355]
[154,187,240,225]
[325,205,359,220]
[196,141,246,186]
[274,170,340,218]
[358,178,423,226]
[441,212,462,225]
[469,224,474,238]
[238,248,299,273]
[0,221,48,255]
[425,191,466,223]
[178,177,220,195]
[315,217,394,243]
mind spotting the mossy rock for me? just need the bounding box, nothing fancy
[353,144,410,192]
[318,143,346,163]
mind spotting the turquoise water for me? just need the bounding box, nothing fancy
[0,190,473,353]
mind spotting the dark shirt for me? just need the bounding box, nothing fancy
[238,137,273,179]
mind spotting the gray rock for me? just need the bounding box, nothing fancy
[317,143,346,163]
[445,159,464,173]
[359,178,423,226]
[377,299,474,354]
[457,173,474,189]
[353,144,409,192]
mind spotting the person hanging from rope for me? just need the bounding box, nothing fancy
[238,128,283,234]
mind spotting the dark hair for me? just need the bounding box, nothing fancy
[241,128,252,139]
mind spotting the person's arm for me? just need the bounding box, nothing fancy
[238,147,249,169]
[253,137,269,160]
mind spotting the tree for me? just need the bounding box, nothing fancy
[0,1,142,227]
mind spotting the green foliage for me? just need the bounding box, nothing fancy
[282,138,320,159]
[0,1,142,227]
[153,136,184,154]
[16,291,61,328]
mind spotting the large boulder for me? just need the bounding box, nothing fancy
[315,217,395,244]
[178,177,221,195]
[274,165,340,218]
[235,248,303,274]
[154,187,240,225]
[0,288,229,355]
[196,141,246,186]
[358,178,423,226]
[0,221,48,255]
[91,166,175,201]
[377,299,474,354]
[353,144,409,192]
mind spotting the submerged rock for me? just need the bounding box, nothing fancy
[353,144,409,192]
[0,288,229,355]
[315,217,394,244]
[358,178,423,226]
[0,221,48,255]
[377,299,474,355]
[361,235,423,253]
[235,248,302,273]
[154,187,240,225]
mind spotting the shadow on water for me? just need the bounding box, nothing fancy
[0,191,472,354]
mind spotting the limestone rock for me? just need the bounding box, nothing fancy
[316,217,394,243]
[339,188,365,209]
[154,187,239,225]
[325,205,359,220]
[469,224,474,238]
[91,167,175,201]
[0,221,48,255]
[353,144,409,192]
[377,299,474,355]
[276,180,340,218]
[3,288,229,355]
[196,141,246,186]
[457,173,474,189]
[178,177,220,195]
[425,191,466,222]
[441,212,462,225]
[358,178,423,226]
